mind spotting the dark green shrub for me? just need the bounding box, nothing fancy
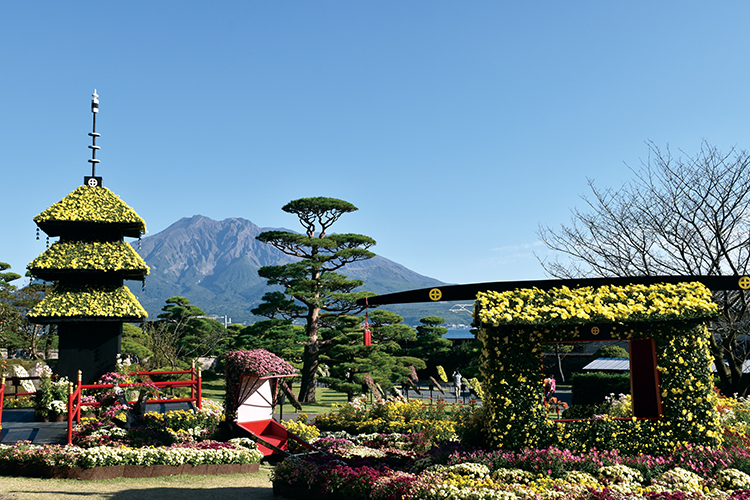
[453,401,488,447]
[592,345,629,359]
[571,372,630,406]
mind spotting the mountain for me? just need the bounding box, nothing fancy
[131,215,470,326]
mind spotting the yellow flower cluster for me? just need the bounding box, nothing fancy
[34,185,147,233]
[27,284,147,319]
[476,282,718,326]
[282,418,321,444]
[29,241,150,274]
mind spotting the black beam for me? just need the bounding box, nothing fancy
[357,275,750,306]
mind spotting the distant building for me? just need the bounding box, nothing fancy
[442,328,476,345]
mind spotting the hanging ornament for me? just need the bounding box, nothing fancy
[138,236,142,251]
[363,297,371,346]
[46,236,50,249]
[36,227,40,240]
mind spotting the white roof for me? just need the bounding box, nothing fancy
[582,358,629,371]
[584,358,750,373]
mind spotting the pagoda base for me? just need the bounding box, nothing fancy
[57,322,122,384]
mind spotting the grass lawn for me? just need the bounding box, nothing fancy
[200,375,225,402]
[0,465,276,500]
[199,377,348,417]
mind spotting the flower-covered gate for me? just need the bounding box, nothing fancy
[475,281,722,453]
[358,275,750,454]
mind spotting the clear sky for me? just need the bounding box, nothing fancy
[3,2,750,288]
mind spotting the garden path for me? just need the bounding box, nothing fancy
[0,409,67,444]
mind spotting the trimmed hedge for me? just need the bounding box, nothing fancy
[571,372,631,406]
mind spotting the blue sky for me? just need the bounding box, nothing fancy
[3,2,750,289]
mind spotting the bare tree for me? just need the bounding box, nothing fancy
[538,141,750,395]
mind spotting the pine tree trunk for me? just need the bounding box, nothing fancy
[298,341,319,403]
[298,305,321,403]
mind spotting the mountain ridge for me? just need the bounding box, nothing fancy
[131,215,467,325]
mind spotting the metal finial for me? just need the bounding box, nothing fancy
[85,89,102,186]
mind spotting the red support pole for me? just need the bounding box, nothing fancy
[76,371,82,424]
[191,360,195,403]
[67,381,73,445]
[0,374,5,429]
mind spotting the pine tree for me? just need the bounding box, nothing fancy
[319,311,425,401]
[407,316,452,375]
[256,197,376,403]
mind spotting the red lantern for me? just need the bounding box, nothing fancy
[363,305,371,346]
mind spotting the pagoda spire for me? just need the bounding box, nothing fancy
[29,91,149,384]
[85,89,102,187]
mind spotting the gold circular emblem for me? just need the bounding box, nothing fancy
[740,276,750,290]
[428,288,442,301]
[591,326,600,336]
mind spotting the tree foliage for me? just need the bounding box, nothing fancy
[406,316,452,374]
[234,319,306,366]
[0,262,21,350]
[121,322,153,363]
[319,312,424,401]
[144,296,226,371]
[0,265,57,359]
[9,283,55,359]
[256,197,376,403]
[593,344,630,359]
[538,141,750,395]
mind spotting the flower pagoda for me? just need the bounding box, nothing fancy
[27,91,149,383]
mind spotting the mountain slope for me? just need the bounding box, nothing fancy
[131,215,458,325]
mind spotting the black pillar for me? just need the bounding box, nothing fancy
[629,338,662,418]
[57,322,122,384]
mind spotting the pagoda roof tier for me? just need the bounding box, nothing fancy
[27,284,148,323]
[34,186,147,238]
[29,241,149,281]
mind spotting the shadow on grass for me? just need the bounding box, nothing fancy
[0,467,276,500]
[7,486,275,500]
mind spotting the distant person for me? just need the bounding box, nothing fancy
[545,374,556,401]
[452,369,462,400]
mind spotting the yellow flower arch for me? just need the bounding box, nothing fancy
[475,281,721,454]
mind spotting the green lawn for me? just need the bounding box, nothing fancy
[199,378,348,417]
[280,383,349,417]
[200,376,225,402]
[0,466,276,500]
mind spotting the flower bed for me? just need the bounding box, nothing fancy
[272,439,750,499]
[314,395,457,443]
[271,391,750,498]
[1,387,262,480]
[0,438,263,479]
